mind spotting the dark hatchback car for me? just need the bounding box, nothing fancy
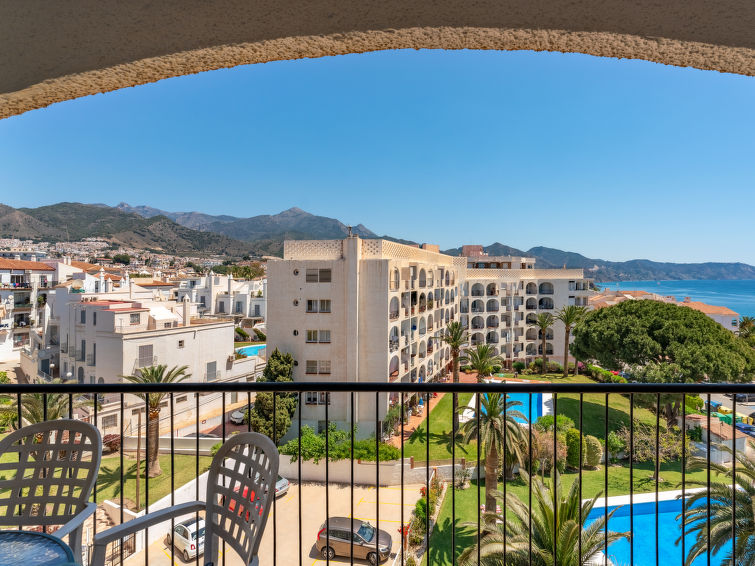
[316,517,392,564]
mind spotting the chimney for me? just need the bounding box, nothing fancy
[183,296,191,326]
[227,273,232,295]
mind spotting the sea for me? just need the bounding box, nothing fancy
[599,279,755,318]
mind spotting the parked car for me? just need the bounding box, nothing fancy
[225,476,291,521]
[734,394,755,403]
[230,409,248,425]
[274,475,290,497]
[316,517,392,565]
[166,517,205,562]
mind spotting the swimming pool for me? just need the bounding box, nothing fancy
[476,392,542,424]
[237,344,267,357]
[586,497,723,565]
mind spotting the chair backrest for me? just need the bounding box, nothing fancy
[204,432,279,565]
[0,419,101,528]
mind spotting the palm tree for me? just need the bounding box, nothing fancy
[460,392,526,511]
[529,312,555,374]
[460,472,629,566]
[555,305,587,377]
[120,364,191,477]
[442,321,468,435]
[740,315,755,339]
[0,377,89,426]
[678,443,755,565]
[461,343,503,383]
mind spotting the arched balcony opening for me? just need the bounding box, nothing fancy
[445,271,451,286]
[539,297,554,310]
[450,271,455,285]
[389,326,400,350]
[526,298,537,310]
[471,299,484,313]
[486,299,499,312]
[419,269,427,288]
[389,297,399,320]
[471,332,484,346]
[427,359,434,376]
[418,293,427,312]
[389,356,400,379]
[427,314,434,331]
[445,308,450,322]
[539,282,554,295]
[390,268,400,291]
[526,328,538,340]
[419,340,427,358]
[526,343,537,356]
[538,328,554,340]
[471,316,484,330]
[471,283,484,297]
[419,365,427,383]
[486,315,499,328]
[526,282,537,295]
[419,317,427,335]
[538,342,554,355]
[486,330,499,344]
[486,283,497,296]
[488,346,498,356]
[460,315,469,328]
[526,313,538,324]
[427,270,434,287]
[460,298,469,314]
[462,282,469,297]
[445,289,450,303]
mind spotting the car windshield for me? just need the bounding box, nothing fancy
[357,523,375,542]
[192,527,206,540]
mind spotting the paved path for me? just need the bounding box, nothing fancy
[126,482,423,566]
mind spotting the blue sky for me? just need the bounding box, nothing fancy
[1,49,753,263]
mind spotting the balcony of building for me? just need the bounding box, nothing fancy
[470,300,484,313]
[526,282,538,295]
[486,283,497,296]
[470,283,484,297]
[486,299,499,312]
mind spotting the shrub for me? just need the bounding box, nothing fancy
[523,429,566,475]
[688,425,703,442]
[606,430,626,463]
[512,361,525,372]
[565,428,586,469]
[279,425,400,463]
[102,434,121,453]
[534,414,574,434]
[253,328,266,341]
[547,361,563,373]
[235,327,249,339]
[406,555,418,566]
[492,364,502,373]
[210,442,222,457]
[585,435,603,468]
[0,371,9,384]
[686,395,704,413]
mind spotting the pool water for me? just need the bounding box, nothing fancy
[479,392,542,424]
[237,344,266,357]
[586,498,723,565]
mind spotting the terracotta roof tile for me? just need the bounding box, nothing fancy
[0,258,54,271]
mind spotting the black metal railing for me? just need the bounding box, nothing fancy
[2,380,755,566]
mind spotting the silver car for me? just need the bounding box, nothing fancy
[166,517,205,562]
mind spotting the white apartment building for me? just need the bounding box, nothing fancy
[175,274,267,322]
[461,259,592,367]
[0,258,54,362]
[267,237,464,437]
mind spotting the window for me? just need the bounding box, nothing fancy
[178,340,185,348]
[93,311,97,326]
[306,300,318,313]
[305,360,318,374]
[206,361,217,381]
[80,310,86,324]
[318,330,331,343]
[318,360,331,374]
[137,344,153,368]
[318,391,330,404]
[176,395,187,403]
[306,330,318,343]
[218,301,225,313]
[164,323,172,328]
[102,414,117,429]
[306,268,332,283]
[130,313,140,325]
[305,392,318,405]
[319,300,331,313]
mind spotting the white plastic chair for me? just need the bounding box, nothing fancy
[91,432,279,566]
[0,419,102,562]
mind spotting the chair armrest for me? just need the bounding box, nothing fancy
[93,501,205,546]
[55,501,97,539]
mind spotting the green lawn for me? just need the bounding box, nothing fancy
[95,453,212,511]
[403,392,479,463]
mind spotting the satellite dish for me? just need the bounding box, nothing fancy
[71,280,83,290]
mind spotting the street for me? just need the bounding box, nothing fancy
[126,481,424,566]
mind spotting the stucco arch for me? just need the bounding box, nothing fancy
[2,1,753,119]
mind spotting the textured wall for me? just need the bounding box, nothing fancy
[1,0,754,119]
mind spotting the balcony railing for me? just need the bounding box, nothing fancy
[2,380,753,566]
[86,353,96,366]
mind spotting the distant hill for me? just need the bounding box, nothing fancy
[0,202,257,256]
[444,242,755,281]
[115,202,239,230]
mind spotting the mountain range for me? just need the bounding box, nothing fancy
[2,201,754,281]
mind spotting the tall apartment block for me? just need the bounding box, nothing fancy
[267,237,464,437]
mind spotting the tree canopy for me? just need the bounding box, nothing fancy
[570,300,755,383]
[249,348,297,441]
